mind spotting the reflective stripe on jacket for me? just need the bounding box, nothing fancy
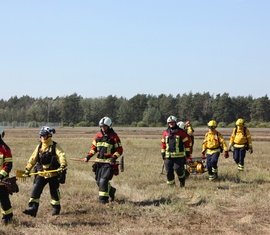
[161,128,191,158]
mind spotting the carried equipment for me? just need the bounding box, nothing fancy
[70,155,125,172]
[16,168,63,180]
[0,176,19,195]
[186,157,207,175]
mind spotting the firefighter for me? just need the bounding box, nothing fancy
[84,117,123,204]
[161,116,191,187]
[177,121,194,155]
[202,120,229,181]
[0,128,13,225]
[228,118,253,171]
[185,120,195,154]
[23,126,67,217]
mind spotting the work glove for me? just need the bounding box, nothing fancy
[161,152,165,160]
[0,174,4,181]
[58,165,66,172]
[24,169,30,177]
[201,151,206,160]
[224,151,229,158]
[84,154,92,162]
[249,147,253,154]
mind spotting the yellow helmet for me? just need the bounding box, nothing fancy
[207,120,217,127]
[236,118,245,126]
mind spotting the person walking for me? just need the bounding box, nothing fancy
[228,118,253,171]
[84,117,123,204]
[202,120,229,181]
[23,126,67,217]
[185,121,195,154]
[161,116,191,187]
[0,128,14,224]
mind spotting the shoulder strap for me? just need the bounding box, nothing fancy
[52,141,57,156]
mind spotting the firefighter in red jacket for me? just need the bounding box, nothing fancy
[202,120,229,181]
[229,118,253,171]
[84,117,123,204]
[161,116,191,187]
[185,120,195,154]
[0,129,13,225]
[23,126,67,217]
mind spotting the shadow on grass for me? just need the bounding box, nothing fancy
[51,220,109,227]
[116,197,172,207]
[218,174,270,184]
[62,209,88,215]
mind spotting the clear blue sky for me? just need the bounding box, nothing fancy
[0,0,269,100]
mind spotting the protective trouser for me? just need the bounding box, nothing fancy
[0,185,13,222]
[233,147,246,171]
[164,157,186,187]
[26,175,60,216]
[206,152,220,180]
[95,163,114,203]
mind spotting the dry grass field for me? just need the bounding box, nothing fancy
[1,127,270,235]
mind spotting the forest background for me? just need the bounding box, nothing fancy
[0,92,269,128]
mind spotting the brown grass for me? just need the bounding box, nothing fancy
[1,127,270,235]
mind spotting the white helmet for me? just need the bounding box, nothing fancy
[177,121,185,129]
[39,126,55,137]
[99,117,112,127]
[167,115,177,123]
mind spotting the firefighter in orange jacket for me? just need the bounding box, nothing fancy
[229,118,253,171]
[84,117,123,204]
[202,120,229,181]
[161,116,191,187]
[0,129,13,225]
[23,126,67,217]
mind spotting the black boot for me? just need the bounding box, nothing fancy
[179,178,185,187]
[23,202,39,217]
[52,205,61,216]
[109,187,116,202]
[99,196,109,204]
[2,213,13,225]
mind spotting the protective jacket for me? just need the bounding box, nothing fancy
[88,128,123,161]
[0,144,12,178]
[25,138,67,178]
[186,125,194,136]
[202,130,228,154]
[229,126,252,149]
[88,128,123,203]
[0,140,13,220]
[161,126,191,158]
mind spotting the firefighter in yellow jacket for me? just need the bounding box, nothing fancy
[229,118,253,171]
[23,126,67,217]
[202,120,229,181]
[0,128,13,224]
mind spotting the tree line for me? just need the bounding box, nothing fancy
[0,92,269,127]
